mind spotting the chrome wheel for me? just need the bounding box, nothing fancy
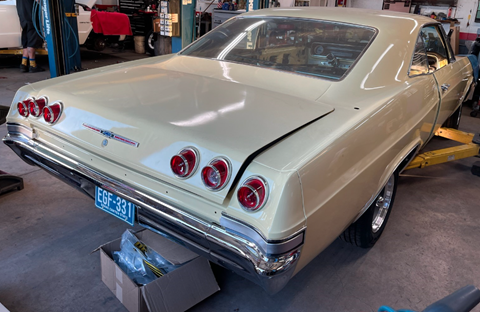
[371,175,395,233]
[148,33,155,51]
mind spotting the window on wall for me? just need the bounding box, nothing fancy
[476,0,480,23]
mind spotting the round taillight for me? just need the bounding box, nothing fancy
[17,100,30,117]
[29,97,47,117]
[43,102,63,124]
[237,176,268,212]
[170,147,198,178]
[201,158,231,191]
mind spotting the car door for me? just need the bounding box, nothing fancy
[407,32,441,146]
[421,24,467,131]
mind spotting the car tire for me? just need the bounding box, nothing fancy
[341,172,398,248]
[145,30,155,55]
[442,104,462,129]
[93,37,106,51]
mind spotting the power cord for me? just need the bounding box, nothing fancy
[32,0,45,39]
[30,0,80,59]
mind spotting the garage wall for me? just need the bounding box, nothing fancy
[350,0,382,9]
[455,0,480,39]
[95,0,117,5]
[349,0,480,43]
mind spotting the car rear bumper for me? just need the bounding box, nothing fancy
[3,126,304,294]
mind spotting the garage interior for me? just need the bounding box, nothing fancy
[2,0,480,311]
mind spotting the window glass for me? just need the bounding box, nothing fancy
[181,17,376,80]
[419,25,449,71]
[409,34,429,76]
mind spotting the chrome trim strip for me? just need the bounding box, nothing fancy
[6,123,33,139]
[353,143,420,222]
[220,212,305,255]
[395,143,421,173]
[82,123,140,148]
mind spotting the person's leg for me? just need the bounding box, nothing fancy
[20,49,29,72]
[17,0,32,72]
[20,26,29,72]
[26,25,45,72]
[27,47,36,66]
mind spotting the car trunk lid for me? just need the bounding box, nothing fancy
[29,58,334,204]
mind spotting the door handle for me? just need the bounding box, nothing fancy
[441,84,450,92]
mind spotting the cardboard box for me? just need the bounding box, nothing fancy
[97,230,219,312]
[450,25,460,55]
[153,18,160,33]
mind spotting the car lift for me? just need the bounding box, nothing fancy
[40,0,82,77]
[0,49,48,56]
[404,127,480,176]
[1,1,82,76]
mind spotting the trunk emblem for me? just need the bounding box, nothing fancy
[83,123,139,148]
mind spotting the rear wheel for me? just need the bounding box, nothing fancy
[145,30,155,55]
[442,104,462,129]
[341,172,398,248]
[86,35,106,52]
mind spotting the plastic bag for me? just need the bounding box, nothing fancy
[113,230,178,285]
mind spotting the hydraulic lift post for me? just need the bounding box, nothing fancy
[42,0,82,77]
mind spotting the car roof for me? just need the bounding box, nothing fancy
[242,7,436,30]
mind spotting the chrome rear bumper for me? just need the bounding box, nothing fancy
[3,128,304,294]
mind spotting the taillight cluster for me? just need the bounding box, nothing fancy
[28,97,47,117]
[170,148,232,191]
[201,158,231,191]
[17,96,62,124]
[237,176,268,212]
[170,148,198,179]
[170,148,269,211]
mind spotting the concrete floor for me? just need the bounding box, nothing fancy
[1,50,480,312]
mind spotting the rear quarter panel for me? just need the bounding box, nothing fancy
[253,76,440,274]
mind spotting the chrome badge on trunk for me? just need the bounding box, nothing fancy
[82,123,139,148]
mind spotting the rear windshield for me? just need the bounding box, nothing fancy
[180,17,376,80]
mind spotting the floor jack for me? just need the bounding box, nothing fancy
[0,105,24,196]
[404,127,480,176]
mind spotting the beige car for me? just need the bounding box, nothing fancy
[3,8,474,293]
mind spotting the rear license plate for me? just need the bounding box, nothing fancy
[95,187,135,226]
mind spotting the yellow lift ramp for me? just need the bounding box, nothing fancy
[405,127,480,176]
[0,48,48,55]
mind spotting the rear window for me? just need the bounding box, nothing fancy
[180,17,376,80]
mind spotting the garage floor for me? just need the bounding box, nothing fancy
[1,50,480,312]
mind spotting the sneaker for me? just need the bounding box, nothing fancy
[29,66,45,73]
[20,64,28,72]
